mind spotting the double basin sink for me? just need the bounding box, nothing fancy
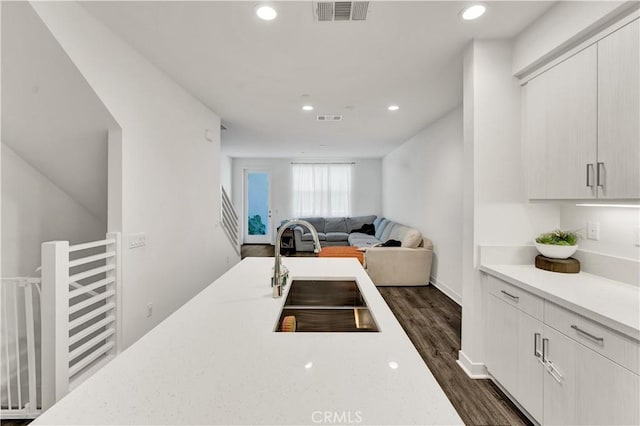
[274,279,379,332]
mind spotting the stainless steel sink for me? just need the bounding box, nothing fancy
[274,280,379,332]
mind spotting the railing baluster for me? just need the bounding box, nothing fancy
[3,285,13,410]
[13,285,22,409]
[24,282,38,414]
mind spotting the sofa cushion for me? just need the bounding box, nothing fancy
[375,219,390,240]
[324,217,347,233]
[373,216,384,230]
[298,217,325,233]
[346,215,376,233]
[325,232,349,242]
[400,228,422,248]
[380,222,396,242]
[301,232,326,241]
[386,224,423,248]
[348,233,381,248]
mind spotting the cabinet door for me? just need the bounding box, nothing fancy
[543,325,577,425]
[575,344,640,425]
[524,45,598,199]
[486,294,519,394]
[516,312,544,423]
[597,20,640,199]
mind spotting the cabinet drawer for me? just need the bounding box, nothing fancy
[545,301,640,374]
[486,275,543,320]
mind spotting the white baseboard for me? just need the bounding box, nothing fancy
[429,277,462,306]
[456,350,489,379]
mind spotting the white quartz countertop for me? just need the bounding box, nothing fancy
[480,264,640,341]
[34,257,462,425]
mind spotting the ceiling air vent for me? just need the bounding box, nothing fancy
[317,115,343,121]
[314,1,369,22]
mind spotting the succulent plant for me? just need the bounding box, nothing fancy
[535,229,579,246]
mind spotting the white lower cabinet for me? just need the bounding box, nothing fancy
[517,312,544,422]
[575,343,639,425]
[542,325,577,425]
[484,274,640,425]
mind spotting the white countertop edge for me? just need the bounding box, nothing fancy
[479,264,640,342]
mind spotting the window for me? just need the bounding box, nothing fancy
[292,163,353,217]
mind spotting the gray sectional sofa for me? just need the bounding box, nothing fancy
[289,215,433,286]
[292,215,376,251]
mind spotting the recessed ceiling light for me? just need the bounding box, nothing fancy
[460,4,486,20]
[256,5,277,21]
[388,105,399,111]
[302,105,314,111]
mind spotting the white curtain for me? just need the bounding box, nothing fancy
[292,163,353,217]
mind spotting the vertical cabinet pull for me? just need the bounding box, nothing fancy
[542,338,549,363]
[533,333,542,358]
[596,162,605,188]
[586,163,595,187]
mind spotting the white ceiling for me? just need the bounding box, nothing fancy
[84,1,553,159]
[2,1,118,223]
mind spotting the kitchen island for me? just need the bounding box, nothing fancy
[33,257,463,425]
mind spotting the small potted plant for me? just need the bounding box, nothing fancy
[535,229,579,259]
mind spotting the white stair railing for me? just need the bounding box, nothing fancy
[0,277,41,419]
[221,186,241,256]
[40,232,122,410]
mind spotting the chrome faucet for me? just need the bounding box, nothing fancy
[272,219,322,298]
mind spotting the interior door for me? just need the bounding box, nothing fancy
[244,170,271,244]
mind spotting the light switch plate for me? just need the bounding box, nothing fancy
[129,233,146,249]
[587,222,600,241]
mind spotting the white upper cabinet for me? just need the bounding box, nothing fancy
[597,20,640,199]
[524,45,598,199]
[524,18,640,200]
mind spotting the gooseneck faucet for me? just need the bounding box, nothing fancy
[273,219,322,298]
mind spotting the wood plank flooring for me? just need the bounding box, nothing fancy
[243,244,532,426]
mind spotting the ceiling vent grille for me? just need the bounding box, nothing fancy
[314,1,369,22]
[317,115,343,121]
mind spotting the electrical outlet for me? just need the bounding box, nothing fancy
[587,222,600,241]
[146,303,153,318]
[129,233,146,249]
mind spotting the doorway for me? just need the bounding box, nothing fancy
[244,170,271,244]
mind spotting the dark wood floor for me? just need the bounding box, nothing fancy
[242,244,531,426]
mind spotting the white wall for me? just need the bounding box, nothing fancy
[513,1,634,76]
[220,152,232,195]
[232,158,382,243]
[31,1,240,347]
[560,205,640,260]
[1,144,105,276]
[382,106,463,303]
[459,40,560,377]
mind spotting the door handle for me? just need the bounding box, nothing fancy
[586,163,595,188]
[596,162,605,188]
[534,333,542,358]
[571,325,604,343]
[500,290,519,302]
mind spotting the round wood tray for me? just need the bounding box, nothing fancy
[535,255,580,273]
